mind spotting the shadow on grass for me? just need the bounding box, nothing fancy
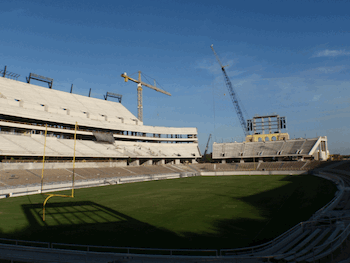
[0,174,337,250]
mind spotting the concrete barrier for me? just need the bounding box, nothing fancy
[201,170,307,176]
[0,173,184,199]
[0,160,128,170]
[0,170,304,199]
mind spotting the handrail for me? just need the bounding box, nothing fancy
[310,221,350,262]
[0,238,49,247]
[51,242,218,256]
[220,220,319,256]
[310,172,345,220]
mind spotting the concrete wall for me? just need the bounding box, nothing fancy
[0,160,128,170]
[0,172,199,199]
[201,170,308,176]
[0,169,307,199]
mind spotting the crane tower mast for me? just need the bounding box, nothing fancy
[210,45,248,137]
[121,71,171,122]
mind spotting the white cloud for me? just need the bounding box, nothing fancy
[317,66,345,74]
[196,59,221,74]
[196,58,244,77]
[312,94,322,102]
[313,49,350,58]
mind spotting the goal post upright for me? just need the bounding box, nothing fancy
[42,121,78,221]
[72,121,77,198]
[41,124,48,194]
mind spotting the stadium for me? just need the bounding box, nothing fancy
[0,70,350,263]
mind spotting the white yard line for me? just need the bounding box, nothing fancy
[64,168,86,179]
[120,167,136,174]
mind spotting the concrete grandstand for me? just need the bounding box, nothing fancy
[213,136,329,162]
[0,76,201,166]
[212,113,329,163]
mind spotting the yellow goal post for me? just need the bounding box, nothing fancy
[41,122,78,221]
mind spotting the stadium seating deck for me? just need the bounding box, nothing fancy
[190,161,313,172]
[0,133,201,159]
[2,159,338,190]
[213,137,325,161]
[333,160,350,172]
[0,77,139,125]
[0,169,40,187]
[32,168,74,183]
[0,77,201,162]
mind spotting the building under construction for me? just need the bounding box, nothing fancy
[0,70,201,166]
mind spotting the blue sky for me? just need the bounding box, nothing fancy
[1,0,350,154]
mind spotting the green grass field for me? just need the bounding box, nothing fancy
[0,175,337,249]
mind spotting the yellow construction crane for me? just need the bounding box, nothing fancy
[121,71,171,122]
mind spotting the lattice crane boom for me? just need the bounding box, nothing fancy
[203,133,212,157]
[210,44,248,137]
[121,71,171,122]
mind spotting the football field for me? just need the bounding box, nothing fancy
[0,175,337,249]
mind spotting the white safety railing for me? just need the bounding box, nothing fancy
[309,222,350,262]
[311,172,345,220]
[220,220,318,256]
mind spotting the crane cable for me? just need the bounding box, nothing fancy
[142,72,169,93]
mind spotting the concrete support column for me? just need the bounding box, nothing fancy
[221,159,226,164]
[130,160,140,166]
[191,159,198,164]
[157,159,165,165]
[240,159,245,163]
[258,158,263,163]
[175,159,180,165]
[144,160,152,166]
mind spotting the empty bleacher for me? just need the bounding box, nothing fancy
[0,169,40,187]
[258,162,284,170]
[264,141,284,155]
[303,160,341,171]
[31,169,74,183]
[333,161,350,172]
[0,134,30,154]
[302,138,318,153]
[0,77,138,125]
[96,167,134,177]
[279,161,306,170]
[0,133,201,159]
[289,140,305,154]
[213,137,323,160]
[0,77,201,163]
[188,163,215,172]
[140,165,176,174]
[0,159,342,190]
